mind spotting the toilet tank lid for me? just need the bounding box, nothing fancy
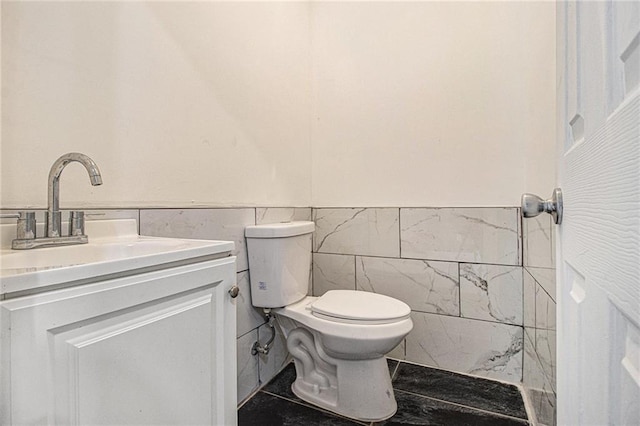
[245,221,315,238]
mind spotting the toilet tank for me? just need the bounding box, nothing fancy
[245,221,315,308]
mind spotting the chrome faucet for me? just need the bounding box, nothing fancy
[47,153,103,237]
[7,153,103,249]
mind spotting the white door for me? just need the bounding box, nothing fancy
[557,1,639,425]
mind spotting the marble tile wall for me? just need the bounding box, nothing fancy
[311,207,525,385]
[521,215,557,426]
[5,205,551,410]
[138,207,311,405]
[1,206,311,406]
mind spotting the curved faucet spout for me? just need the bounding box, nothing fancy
[47,153,103,237]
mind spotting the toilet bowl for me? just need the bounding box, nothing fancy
[274,291,412,421]
[245,222,413,422]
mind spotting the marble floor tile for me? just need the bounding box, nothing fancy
[392,362,527,419]
[378,390,528,426]
[239,392,365,426]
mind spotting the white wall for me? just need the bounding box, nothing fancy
[311,2,556,207]
[1,2,555,209]
[1,2,311,208]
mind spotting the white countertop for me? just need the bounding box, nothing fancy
[0,219,234,296]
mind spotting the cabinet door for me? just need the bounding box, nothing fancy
[0,257,237,425]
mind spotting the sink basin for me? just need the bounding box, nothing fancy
[0,219,234,296]
[1,239,209,270]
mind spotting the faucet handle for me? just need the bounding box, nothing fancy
[2,211,36,239]
[14,211,37,240]
[17,211,36,239]
[69,211,85,236]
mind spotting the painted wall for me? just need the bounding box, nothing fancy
[1,2,311,208]
[311,2,556,207]
[1,2,555,209]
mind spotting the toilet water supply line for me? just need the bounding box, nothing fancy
[252,309,276,355]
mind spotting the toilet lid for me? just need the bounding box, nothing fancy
[310,290,411,324]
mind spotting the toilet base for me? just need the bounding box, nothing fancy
[290,356,397,422]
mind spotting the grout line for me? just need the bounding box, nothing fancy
[518,208,524,267]
[353,255,358,290]
[409,309,524,327]
[458,261,462,317]
[522,266,526,333]
[397,207,402,259]
[312,251,521,267]
[525,267,556,301]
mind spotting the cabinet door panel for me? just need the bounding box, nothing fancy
[1,257,237,425]
[52,292,214,425]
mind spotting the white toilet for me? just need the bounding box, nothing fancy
[245,221,413,422]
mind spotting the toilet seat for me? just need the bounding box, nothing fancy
[310,290,411,325]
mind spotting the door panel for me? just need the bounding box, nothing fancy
[557,1,639,424]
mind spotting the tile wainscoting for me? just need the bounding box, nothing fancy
[522,215,557,426]
[2,205,554,424]
[138,207,312,405]
[312,207,524,384]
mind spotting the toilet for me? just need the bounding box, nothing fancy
[245,221,413,422]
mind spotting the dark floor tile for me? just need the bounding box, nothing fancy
[239,392,364,426]
[262,363,302,402]
[393,362,527,420]
[377,390,529,426]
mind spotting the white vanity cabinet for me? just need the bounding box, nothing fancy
[0,256,237,425]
